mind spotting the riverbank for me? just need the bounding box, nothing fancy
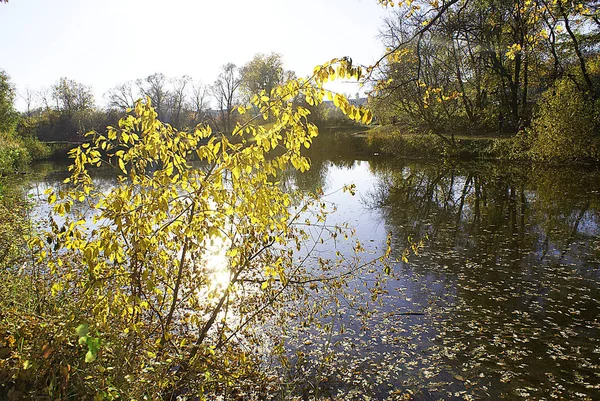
[361,125,513,160]
[0,134,56,176]
[357,124,600,164]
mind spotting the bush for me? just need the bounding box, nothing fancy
[20,136,51,161]
[0,133,30,176]
[0,64,379,398]
[490,128,536,161]
[367,126,448,158]
[529,79,600,162]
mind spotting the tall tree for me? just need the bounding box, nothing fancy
[51,77,95,113]
[240,53,289,100]
[370,0,599,135]
[169,75,191,129]
[136,73,170,120]
[105,81,137,111]
[211,63,241,133]
[191,80,209,125]
[0,70,18,134]
[19,86,37,116]
[38,86,53,111]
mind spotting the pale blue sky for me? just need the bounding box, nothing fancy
[0,0,390,109]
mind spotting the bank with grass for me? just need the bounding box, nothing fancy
[364,77,600,164]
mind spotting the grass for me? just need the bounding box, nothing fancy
[365,125,514,160]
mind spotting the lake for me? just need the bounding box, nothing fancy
[22,136,600,400]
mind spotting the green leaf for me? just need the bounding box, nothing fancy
[76,323,89,337]
[85,350,97,363]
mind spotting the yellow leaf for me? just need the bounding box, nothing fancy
[118,158,126,173]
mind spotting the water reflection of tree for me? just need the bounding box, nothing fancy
[367,160,600,267]
[281,133,373,194]
[365,159,600,399]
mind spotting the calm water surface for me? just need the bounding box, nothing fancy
[24,139,600,400]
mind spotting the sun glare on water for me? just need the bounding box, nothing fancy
[203,236,231,292]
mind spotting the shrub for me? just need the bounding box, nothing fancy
[0,133,30,176]
[20,136,51,161]
[529,79,600,162]
[367,127,448,158]
[1,61,381,399]
[490,128,536,161]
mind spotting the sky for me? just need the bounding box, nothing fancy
[0,0,392,110]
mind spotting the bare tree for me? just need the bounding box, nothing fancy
[19,86,37,116]
[38,86,52,111]
[211,63,241,133]
[105,81,138,111]
[136,73,170,121]
[169,75,191,128]
[191,80,209,125]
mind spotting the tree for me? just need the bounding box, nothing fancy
[211,63,241,133]
[240,53,291,100]
[11,58,374,399]
[190,80,209,125]
[371,0,600,139]
[19,86,37,117]
[105,81,137,111]
[52,77,95,113]
[0,70,18,134]
[530,78,599,161]
[168,75,191,128]
[0,70,29,175]
[136,73,170,120]
[37,86,53,111]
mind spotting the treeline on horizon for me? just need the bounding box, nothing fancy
[9,53,360,144]
[0,52,365,174]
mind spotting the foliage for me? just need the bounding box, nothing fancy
[19,135,51,161]
[0,184,29,268]
[0,133,30,175]
[490,127,538,161]
[240,53,292,101]
[368,126,451,158]
[530,78,600,161]
[2,59,376,399]
[0,70,19,135]
[370,0,600,145]
[0,71,35,175]
[17,108,121,143]
[0,186,41,400]
[51,77,95,113]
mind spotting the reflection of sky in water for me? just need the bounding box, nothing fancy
[323,160,386,244]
